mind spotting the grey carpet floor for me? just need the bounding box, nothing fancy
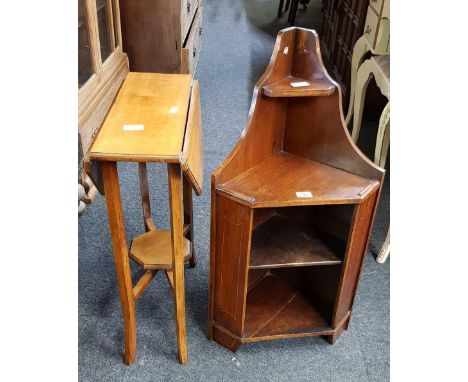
[78,1,390,380]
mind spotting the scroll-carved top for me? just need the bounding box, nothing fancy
[212,27,384,206]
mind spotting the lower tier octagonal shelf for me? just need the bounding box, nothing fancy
[129,229,191,271]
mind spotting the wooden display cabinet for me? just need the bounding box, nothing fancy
[119,0,203,75]
[78,0,129,203]
[208,27,385,351]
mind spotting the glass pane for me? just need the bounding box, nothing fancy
[96,0,114,62]
[113,0,120,47]
[78,0,93,87]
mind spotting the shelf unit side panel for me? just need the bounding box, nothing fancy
[332,190,379,327]
[212,196,253,337]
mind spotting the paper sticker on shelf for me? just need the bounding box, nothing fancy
[123,124,144,131]
[290,81,310,88]
[296,191,313,198]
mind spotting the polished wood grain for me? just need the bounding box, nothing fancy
[88,73,203,365]
[245,274,332,339]
[90,73,192,162]
[181,80,204,195]
[332,190,380,327]
[168,163,188,364]
[129,229,191,271]
[209,28,384,352]
[101,161,136,365]
[133,270,157,301]
[212,196,253,338]
[250,215,342,269]
[262,75,335,97]
[217,152,379,207]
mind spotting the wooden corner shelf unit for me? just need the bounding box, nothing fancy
[208,27,385,352]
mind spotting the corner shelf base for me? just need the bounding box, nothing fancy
[244,273,332,339]
[210,272,350,351]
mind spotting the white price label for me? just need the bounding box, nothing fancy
[290,81,310,88]
[296,191,313,198]
[122,124,144,131]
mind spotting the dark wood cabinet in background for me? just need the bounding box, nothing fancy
[119,0,203,75]
[321,0,369,105]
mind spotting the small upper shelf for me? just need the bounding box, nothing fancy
[262,75,336,97]
[217,152,379,207]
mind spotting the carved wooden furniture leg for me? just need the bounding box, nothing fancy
[183,175,197,268]
[376,230,390,264]
[168,163,188,364]
[351,59,373,142]
[101,161,137,365]
[277,0,285,17]
[375,102,390,264]
[374,102,390,168]
[345,35,371,125]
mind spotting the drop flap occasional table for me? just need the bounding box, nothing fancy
[208,27,385,352]
[86,72,204,365]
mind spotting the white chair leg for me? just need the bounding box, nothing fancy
[374,102,390,264]
[376,230,390,263]
[351,59,373,143]
[345,36,371,125]
[374,102,390,167]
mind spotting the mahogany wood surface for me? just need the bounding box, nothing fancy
[250,214,342,269]
[119,0,202,75]
[262,75,335,97]
[244,274,331,339]
[217,152,379,207]
[209,28,384,352]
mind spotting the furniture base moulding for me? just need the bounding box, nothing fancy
[211,325,241,353]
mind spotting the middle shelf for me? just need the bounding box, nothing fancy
[217,152,378,208]
[250,214,343,269]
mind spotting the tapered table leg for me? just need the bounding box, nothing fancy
[168,163,188,364]
[101,161,136,366]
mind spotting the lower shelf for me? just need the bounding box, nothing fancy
[129,229,191,271]
[243,273,332,340]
